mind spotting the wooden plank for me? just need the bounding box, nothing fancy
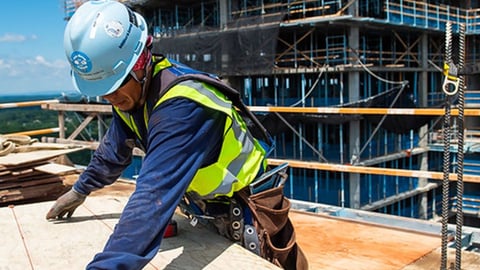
[0,170,47,183]
[11,168,35,176]
[34,163,78,175]
[0,146,84,166]
[0,182,65,205]
[0,160,49,173]
[248,106,480,116]
[0,176,63,190]
[268,158,480,183]
[42,102,480,116]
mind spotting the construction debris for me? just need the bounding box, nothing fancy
[0,143,84,206]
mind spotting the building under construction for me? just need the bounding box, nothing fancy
[61,0,480,225]
[4,0,466,266]
[4,0,480,269]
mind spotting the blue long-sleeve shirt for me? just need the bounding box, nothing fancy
[74,97,225,269]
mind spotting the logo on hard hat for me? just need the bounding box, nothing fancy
[105,21,124,38]
[70,51,92,73]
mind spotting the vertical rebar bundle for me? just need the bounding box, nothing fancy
[440,21,453,270]
[454,22,466,270]
[440,21,466,270]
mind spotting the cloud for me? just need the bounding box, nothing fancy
[0,33,27,42]
[0,58,15,75]
[25,55,65,68]
[0,55,73,92]
[0,55,69,75]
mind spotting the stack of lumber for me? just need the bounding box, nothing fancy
[0,143,84,206]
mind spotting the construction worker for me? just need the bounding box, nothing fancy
[46,1,307,269]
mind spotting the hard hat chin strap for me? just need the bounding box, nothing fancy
[133,54,153,110]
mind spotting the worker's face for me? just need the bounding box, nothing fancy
[102,70,145,111]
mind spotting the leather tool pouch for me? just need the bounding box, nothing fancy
[238,185,308,270]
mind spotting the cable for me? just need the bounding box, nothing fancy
[289,65,327,107]
[350,47,409,86]
[347,51,409,164]
[351,84,407,165]
[274,65,328,161]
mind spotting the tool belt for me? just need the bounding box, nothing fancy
[180,164,308,270]
[237,186,308,270]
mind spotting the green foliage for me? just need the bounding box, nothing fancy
[0,108,58,134]
[0,107,112,166]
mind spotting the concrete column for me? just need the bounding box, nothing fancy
[418,33,429,219]
[348,25,361,209]
[219,0,228,29]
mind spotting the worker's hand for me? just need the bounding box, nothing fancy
[45,188,86,220]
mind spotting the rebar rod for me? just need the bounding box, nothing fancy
[454,22,466,270]
[440,21,453,270]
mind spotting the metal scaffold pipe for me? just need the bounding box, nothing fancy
[0,99,59,109]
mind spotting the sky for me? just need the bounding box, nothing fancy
[0,1,74,95]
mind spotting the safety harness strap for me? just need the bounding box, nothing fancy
[160,73,272,147]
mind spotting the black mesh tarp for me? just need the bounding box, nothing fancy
[153,14,283,76]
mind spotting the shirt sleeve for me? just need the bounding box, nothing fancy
[86,97,225,270]
[73,110,136,195]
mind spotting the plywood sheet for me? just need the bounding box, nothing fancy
[0,144,84,166]
[290,211,442,270]
[402,247,480,270]
[0,206,31,269]
[3,179,479,270]
[11,200,116,270]
[2,196,280,270]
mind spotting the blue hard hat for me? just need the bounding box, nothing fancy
[64,0,148,97]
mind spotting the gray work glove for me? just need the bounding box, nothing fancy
[46,188,86,220]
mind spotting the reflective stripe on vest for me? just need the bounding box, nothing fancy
[155,80,267,198]
[153,57,172,76]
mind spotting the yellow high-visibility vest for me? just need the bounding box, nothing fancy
[115,57,267,198]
